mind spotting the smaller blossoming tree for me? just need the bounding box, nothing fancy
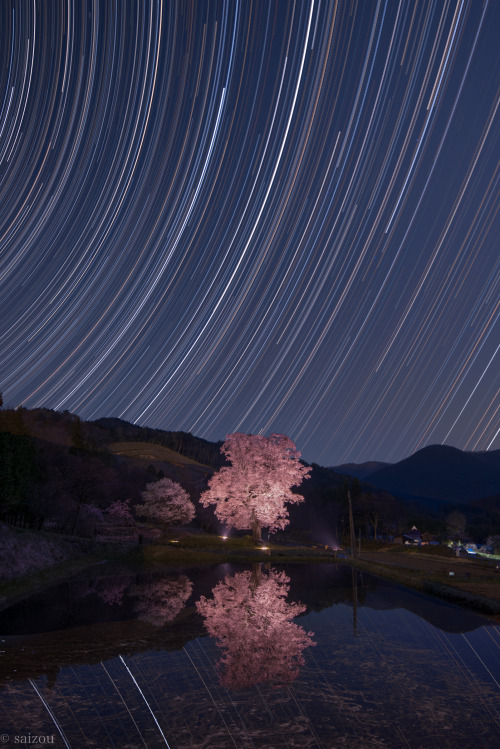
[106,498,135,524]
[136,478,195,531]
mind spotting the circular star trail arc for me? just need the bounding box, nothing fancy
[0,0,498,464]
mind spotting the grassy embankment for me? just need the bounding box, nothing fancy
[140,532,340,565]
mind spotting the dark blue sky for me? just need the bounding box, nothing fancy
[0,0,498,465]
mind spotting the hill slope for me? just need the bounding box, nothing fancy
[93,417,224,467]
[107,441,213,494]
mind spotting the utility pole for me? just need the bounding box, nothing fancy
[351,566,358,635]
[348,490,356,558]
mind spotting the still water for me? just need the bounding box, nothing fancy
[0,563,498,748]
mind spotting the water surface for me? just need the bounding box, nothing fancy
[0,563,498,747]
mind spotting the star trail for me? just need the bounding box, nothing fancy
[0,0,498,465]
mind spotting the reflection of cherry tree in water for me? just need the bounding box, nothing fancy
[62,576,132,607]
[96,577,131,606]
[197,567,315,689]
[132,575,193,626]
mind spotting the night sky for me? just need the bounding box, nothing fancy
[0,0,498,466]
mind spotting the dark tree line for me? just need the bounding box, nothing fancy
[0,431,37,524]
[0,411,154,533]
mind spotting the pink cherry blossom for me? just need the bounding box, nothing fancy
[106,498,135,524]
[136,478,195,527]
[200,433,311,541]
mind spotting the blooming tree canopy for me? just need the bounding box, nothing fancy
[106,498,135,524]
[196,567,315,689]
[200,433,311,541]
[136,478,195,528]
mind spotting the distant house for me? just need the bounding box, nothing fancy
[421,532,435,545]
[402,526,422,545]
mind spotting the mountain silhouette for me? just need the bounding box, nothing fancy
[331,461,391,479]
[364,444,500,504]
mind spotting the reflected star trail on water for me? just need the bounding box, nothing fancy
[0,0,498,464]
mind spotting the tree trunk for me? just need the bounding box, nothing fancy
[250,563,262,592]
[251,516,262,544]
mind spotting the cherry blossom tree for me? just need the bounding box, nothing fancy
[136,478,195,529]
[106,498,135,524]
[132,575,193,626]
[196,567,315,689]
[200,433,311,542]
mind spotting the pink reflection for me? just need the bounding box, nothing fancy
[197,567,315,689]
[132,575,193,626]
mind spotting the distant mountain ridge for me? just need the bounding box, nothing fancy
[331,461,391,479]
[363,444,500,504]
